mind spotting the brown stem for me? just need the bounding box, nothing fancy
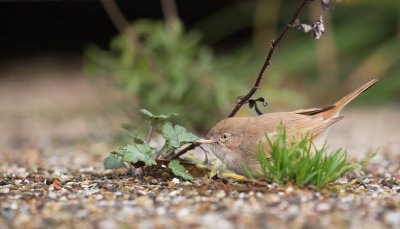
[161,0,179,28]
[228,0,311,117]
[170,142,201,160]
[146,121,155,143]
[100,0,130,34]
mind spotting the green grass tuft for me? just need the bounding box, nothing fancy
[248,125,361,189]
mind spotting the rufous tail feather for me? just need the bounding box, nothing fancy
[322,79,378,118]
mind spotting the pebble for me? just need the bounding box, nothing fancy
[1,187,10,193]
[383,211,400,226]
[215,190,226,199]
[316,203,331,212]
[392,185,400,193]
[171,178,180,184]
[98,218,119,229]
[48,192,58,199]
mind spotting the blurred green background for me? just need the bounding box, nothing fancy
[1,0,399,134]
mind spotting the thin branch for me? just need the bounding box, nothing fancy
[228,0,312,117]
[100,0,130,34]
[161,0,179,28]
[169,142,201,160]
[146,121,155,143]
[100,0,141,69]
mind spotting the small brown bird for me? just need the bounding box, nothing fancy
[195,79,377,175]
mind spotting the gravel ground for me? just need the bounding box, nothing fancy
[0,58,399,229]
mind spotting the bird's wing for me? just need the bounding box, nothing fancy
[241,112,342,153]
[293,105,335,116]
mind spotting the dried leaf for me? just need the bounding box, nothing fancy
[296,16,325,40]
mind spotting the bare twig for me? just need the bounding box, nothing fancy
[146,121,155,143]
[161,0,179,28]
[228,0,312,117]
[100,0,130,34]
[170,142,201,160]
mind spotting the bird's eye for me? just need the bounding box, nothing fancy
[220,133,230,141]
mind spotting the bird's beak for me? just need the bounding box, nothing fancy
[194,138,216,144]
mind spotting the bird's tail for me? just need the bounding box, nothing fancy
[332,79,378,114]
[295,79,378,118]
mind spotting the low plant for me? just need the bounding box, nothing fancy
[244,125,375,188]
[103,109,198,181]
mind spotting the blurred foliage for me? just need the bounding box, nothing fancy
[84,20,241,131]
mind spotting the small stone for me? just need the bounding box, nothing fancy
[171,178,180,184]
[144,176,153,182]
[151,179,158,184]
[162,172,170,178]
[362,177,374,184]
[50,171,61,179]
[99,218,119,229]
[53,180,62,190]
[176,208,190,217]
[10,202,18,210]
[156,207,167,215]
[215,190,226,199]
[392,185,400,192]
[316,202,330,211]
[114,191,123,197]
[264,194,281,205]
[384,211,400,226]
[136,196,153,208]
[48,192,57,199]
[256,192,263,198]
[169,190,178,197]
[286,187,293,193]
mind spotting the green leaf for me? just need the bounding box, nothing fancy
[168,159,193,181]
[104,154,124,169]
[118,144,157,166]
[121,123,145,144]
[161,122,198,148]
[140,109,177,122]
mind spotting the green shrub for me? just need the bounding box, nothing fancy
[84,20,245,131]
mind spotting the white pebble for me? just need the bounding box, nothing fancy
[171,178,180,184]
